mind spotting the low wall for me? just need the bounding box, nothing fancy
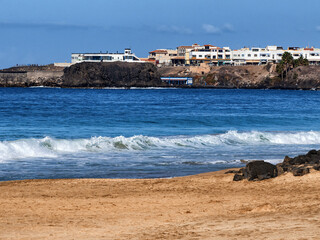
[27,71,63,80]
[54,63,73,67]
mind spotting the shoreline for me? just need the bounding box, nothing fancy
[1,85,320,90]
[2,63,320,90]
[1,168,320,239]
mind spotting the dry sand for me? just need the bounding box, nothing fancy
[1,169,320,240]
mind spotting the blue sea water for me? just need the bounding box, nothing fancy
[1,87,320,181]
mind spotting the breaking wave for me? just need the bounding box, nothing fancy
[1,130,320,160]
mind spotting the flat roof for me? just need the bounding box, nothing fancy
[149,50,168,54]
[72,52,133,55]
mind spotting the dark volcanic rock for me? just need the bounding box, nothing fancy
[292,167,310,176]
[313,165,320,171]
[283,149,320,165]
[244,161,278,181]
[276,149,320,177]
[233,174,245,181]
[62,62,163,88]
[225,170,241,174]
[232,161,277,181]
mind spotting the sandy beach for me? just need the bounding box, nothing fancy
[1,169,320,240]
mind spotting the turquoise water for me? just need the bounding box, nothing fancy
[1,88,320,180]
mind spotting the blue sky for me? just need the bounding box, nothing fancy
[0,0,319,68]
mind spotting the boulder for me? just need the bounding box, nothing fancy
[233,174,245,181]
[232,161,277,181]
[283,149,320,165]
[313,165,320,171]
[276,162,293,175]
[292,167,310,176]
[244,161,278,181]
[232,150,320,181]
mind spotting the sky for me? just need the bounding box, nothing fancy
[0,0,320,68]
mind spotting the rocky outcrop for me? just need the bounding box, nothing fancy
[206,65,320,89]
[0,62,163,88]
[276,149,320,175]
[232,161,278,181]
[0,71,63,87]
[2,63,320,89]
[230,149,320,181]
[62,62,163,88]
[159,64,320,90]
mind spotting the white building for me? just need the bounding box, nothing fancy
[71,48,142,64]
[188,45,232,66]
[232,46,320,65]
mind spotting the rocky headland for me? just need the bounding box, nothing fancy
[159,64,320,89]
[0,62,163,88]
[1,62,320,89]
[62,62,163,88]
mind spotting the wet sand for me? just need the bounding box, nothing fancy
[1,169,320,240]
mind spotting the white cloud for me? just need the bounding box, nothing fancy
[203,23,235,34]
[202,24,221,34]
[222,23,234,32]
[0,21,97,30]
[157,25,192,35]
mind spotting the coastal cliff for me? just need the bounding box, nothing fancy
[62,62,163,88]
[159,64,320,89]
[1,62,320,89]
[0,62,162,88]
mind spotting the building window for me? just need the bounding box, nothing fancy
[123,56,133,60]
[254,54,257,57]
[103,56,113,60]
[248,54,251,57]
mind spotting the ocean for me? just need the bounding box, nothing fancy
[1,87,320,181]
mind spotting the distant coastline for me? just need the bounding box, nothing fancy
[1,62,320,90]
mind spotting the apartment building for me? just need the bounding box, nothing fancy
[148,49,178,65]
[232,46,320,65]
[148,44,232,66]
[188,45,232,66]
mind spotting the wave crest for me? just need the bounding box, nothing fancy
[1,130,320,160]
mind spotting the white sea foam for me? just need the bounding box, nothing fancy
[1,131,320,160]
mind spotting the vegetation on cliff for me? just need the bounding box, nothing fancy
[276,52,309,80]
